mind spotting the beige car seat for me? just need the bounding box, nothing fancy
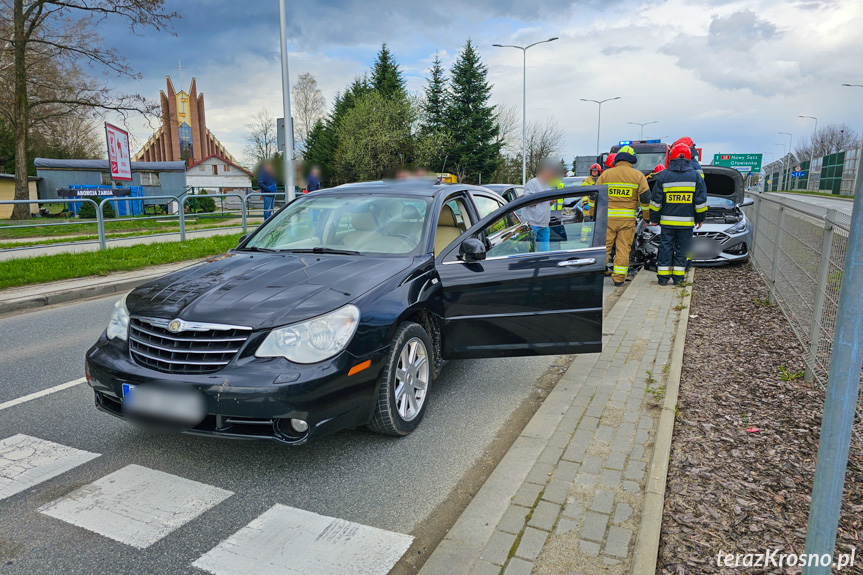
[434,205,463,256]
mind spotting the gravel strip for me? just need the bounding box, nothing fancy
[657,264,863,574]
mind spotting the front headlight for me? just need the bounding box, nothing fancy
[106,294,130,341]
[724,218,748,235]
[255,304,360,364]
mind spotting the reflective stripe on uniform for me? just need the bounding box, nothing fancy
[660,219,695,227]
[695,203,707,213]
[608,208,637,218]
[662,181,695,189]
[672,267,686,276]
[657,267,671,276]
[650,201,662,210]
[613,265,628,275]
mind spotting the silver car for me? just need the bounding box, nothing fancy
[689,166,753,266]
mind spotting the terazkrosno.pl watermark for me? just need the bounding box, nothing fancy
[717,549,856,570]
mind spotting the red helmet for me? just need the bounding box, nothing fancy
[654,164,665,173]
[589,163,602,174]
[669,142,692,160]
[604,154,616,168]
[673,137,694,148]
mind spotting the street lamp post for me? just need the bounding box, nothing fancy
[278,0,295,202]
[627,121,657,139]
[799,115,818,191]
[774,143,786,190]
[779,131,793,191]
[581,97,621,157]
[492,37,559,185]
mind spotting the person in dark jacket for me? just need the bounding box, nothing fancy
[257,161,278,219]
[307,166,321,193]
[649,143,707,285]
[672,137,703,178]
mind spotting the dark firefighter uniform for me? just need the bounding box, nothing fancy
[649,155,707,284]
[595,146,650,285]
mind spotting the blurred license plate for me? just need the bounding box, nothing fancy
[693,237,718,258]
[121,383,205,427]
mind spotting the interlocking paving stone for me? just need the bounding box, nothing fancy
[579,539,601,557]
[552,460,580,484]
[581,512,609,543]
[528,500,561,531]
[541,479,570,505]
[503,557,534,575]
[590,490,615,514]
[512,481,543,507]
[498,504,531,534]
[515,527,548,560]
[580,454,603,475]
[604,451,627,471]
[604,526,633,558]
[612,502,633,524]
[525,462,554,485]
[481,530,517,566]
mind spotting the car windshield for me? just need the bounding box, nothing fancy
[632,152,667,170]
[244,194,431,255]
[706,196,736,209]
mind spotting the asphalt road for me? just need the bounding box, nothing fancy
[0,279,616,575]
[770,192,854,217]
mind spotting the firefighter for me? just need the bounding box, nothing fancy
[595,145,650,286]
[579,163,602,221]
[649,143,707,285]
[646,163,665,186]
[672,137,703,178]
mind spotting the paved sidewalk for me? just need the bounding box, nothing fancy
[419,271,687,575]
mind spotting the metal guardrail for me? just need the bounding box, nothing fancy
[0,192,280,253]
[743,191,861,438]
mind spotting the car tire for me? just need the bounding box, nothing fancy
[368,322,433,436]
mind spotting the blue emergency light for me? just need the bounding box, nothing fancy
[618,141,631,145]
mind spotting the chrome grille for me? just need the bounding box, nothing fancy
[129,317,252,375]
[693,231,731,245]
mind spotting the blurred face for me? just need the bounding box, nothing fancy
[538,166,556,182]
[263,163,275,175]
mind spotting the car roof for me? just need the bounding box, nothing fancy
[481,184,519,192]
[312,179,497,199]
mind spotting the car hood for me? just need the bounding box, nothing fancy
[126,252,413,329]
[703,165,744,205]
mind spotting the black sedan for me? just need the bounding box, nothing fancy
[85,180,607,444]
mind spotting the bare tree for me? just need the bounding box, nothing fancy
[291,72,325,153]
[243,108,278,165]
[794,123,860,160]
[495,102,521,157]
[2,0,177,219]
[525,118,566,178]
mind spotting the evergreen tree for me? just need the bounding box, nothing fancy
[370,44,406,100]
[421,53,448,133]
[446,40,501,184]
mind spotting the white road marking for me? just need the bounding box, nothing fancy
[0,434,100,501]
[0,377,86,411]
[39,464,233,549]
[193,504,414,575]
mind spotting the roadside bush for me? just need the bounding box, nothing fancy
[188,192,217,214]
[77,201,116,219]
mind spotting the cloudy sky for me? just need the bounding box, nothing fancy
[101,0,862,168]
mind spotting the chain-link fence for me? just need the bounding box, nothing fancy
[743,192,861,438]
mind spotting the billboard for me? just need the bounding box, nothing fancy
[713,153,763,173]
[105,123,132,181]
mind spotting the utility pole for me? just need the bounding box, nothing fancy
[581,97,621,157]
[779,131,793,191]
[492,37,558,186]
[278,0,295,202]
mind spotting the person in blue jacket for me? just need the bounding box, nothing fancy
[257,161,278,220]
[650,143,708,285]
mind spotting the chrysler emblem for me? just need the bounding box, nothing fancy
[168,319,182,332]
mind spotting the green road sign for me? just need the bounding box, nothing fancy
[713,153,763,173]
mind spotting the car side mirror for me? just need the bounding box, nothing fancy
[459,238,487,262]
[238,233,249,246]
[739,198,755,207]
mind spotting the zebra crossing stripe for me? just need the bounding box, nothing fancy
[38,464,233,549]
[192,503,414,575]
[0,434,100,502]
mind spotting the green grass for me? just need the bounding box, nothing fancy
[766,189,853,200]
[0,213,246,240]
[0,233,243,290]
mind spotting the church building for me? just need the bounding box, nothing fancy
[134,76,238,165]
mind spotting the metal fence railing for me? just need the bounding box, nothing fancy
[743,191,860,437]
[0,189,296,255]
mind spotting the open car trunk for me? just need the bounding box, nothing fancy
[703,165,744,204]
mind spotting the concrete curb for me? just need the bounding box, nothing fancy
[630,268,695,574]
[0,260,203,316]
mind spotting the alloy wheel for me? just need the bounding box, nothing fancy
[394,337,429,422]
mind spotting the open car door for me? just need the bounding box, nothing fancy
[435,186,608,359]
